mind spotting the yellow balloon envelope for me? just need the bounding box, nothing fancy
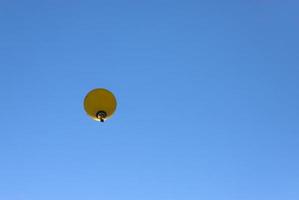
[84,88,117,122]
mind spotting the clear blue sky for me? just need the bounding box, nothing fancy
[0,1,298,200]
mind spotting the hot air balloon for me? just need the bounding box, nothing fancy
[84,88,117,122]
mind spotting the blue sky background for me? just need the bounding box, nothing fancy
[0,1,299,200]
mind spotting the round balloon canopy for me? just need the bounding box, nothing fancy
[84,88,117,122]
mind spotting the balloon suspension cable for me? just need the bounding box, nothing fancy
[96,111,107,122]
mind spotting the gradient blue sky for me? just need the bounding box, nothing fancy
[0,1,299,200]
